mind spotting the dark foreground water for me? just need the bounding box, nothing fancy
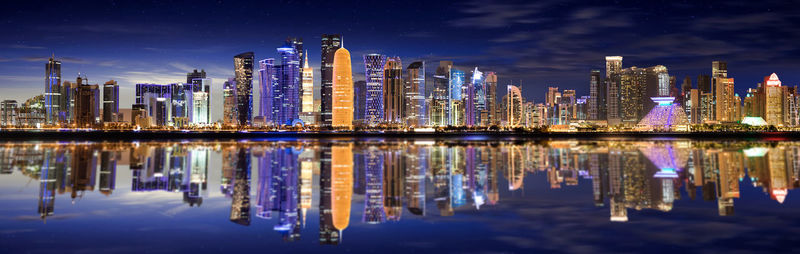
[1,138,799,253]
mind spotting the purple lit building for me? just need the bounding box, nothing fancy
[364,54,386,126]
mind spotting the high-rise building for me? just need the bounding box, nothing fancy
[450,68,465,126]
[223,78,238,126]
[546,87,560,107]
[321,34,342,127]
[485,72,498,126]
[272,44,302,126]
[468,67,485,127]
[605,56,623,79]
[286,37,304,68]
[332,47,353,128]
[74,83,99,127]
[102,80,119,122]
[644,65,669,114]
[187,69,206,84]
[764,73,784,126]
[170,83,194,127]
[301,51,314,113]
[354,80,367,122]
[431,61,452,126]
[384,57,404,125]
[191,78,212,125]
[506,85,523,127]
[259,58,276,124]
[45,55,61,125]
[234,52,254,126]
[0,100,17,126]
[363,54,386,125]
[697,74,711,94]
[406,62,426,127]
[715,77,736,122]
[588,70,605,120]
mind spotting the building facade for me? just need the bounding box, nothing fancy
[234,52,254,126]
[332,48,353,128]
[383,57,404,125]
[363,54,386,126]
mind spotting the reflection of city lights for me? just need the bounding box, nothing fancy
[654,168,678,178]
[743,147,768,157]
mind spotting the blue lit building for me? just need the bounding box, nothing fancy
[258,59,276,125]
[363,54,386,126]
[276,44,301,126]
[471,68,485,126]
[449,68,465,125]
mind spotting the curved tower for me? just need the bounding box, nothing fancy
[332,48,353,128]
[363,54,386,125]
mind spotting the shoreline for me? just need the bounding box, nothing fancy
[1,129,799,141]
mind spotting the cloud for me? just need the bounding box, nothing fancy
[8,44,46,50]
[20,56,87,64]
[447,0,557,29]
[490,32,532,43]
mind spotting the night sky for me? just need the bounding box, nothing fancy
[1,0,799,120]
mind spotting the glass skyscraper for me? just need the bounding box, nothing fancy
[234,52,254,126]
[102,80,119,122]
[363,54,386,126]
[45,55,61,125]
[259,58,276,124]
[384,57,403,125]
[406,61,425,127]
[320,34,342,127]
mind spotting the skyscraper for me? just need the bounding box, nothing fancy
[715,77,736,122]
[321,34,342,127]
[102,80,119,122]
[45,55,61,125]
[354,80,367,122]
[506,85,523,127]
[223,78,238,126]
[286,37,304,68]
[406,62,426,127]
[274,44,301,126]
[332,47,353,128]
[605,56,623,124]
[234,52,254,126]
[259,58,275,124]
[605,56,622,79]
[764,73,784,126]
[468,67,485,127]
[384,57,404,125]
[485,72,498,126]
[432,61,452,126]
[588,70,605,120]
[449,68,465,126]
[301,51,314,113]
[187,69,206,84]
[363,54,386,125]
[697,74,711,94]
[189,76,212,125]
[74,83,99,127]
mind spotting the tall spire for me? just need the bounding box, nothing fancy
[304,50,309,68]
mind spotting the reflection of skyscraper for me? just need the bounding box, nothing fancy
[384,149,404,220]
[331,145,353,238]
[432,146,453,216]
[318,145,338,245]
[99,151,117,196]
[229,148,251,226]
[405,145,426,216]
[38,149,58,221]
[70,146,97,200]
[363,146,385,223]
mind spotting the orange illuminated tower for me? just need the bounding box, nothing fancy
[332,47,353,128]
[331,144,353,236]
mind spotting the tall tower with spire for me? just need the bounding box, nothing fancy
[301,51,314,113]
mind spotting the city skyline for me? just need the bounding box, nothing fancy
[2,0,800,119]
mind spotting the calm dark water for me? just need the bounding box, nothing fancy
[1,138,799,253]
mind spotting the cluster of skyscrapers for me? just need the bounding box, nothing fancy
[521,57,800,131]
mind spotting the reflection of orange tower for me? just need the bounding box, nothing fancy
[331,144,353,236]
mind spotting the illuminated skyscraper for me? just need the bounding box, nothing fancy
[331,145,353,236]
[102,80,119,122]
[223,78,238,126]
[506,85,523,127]
[274,44,302,126]
[431,61,452,126]
[259,58,276,124]
[605,56,623,124]
[406,62,426,127]
[588,70,605,120]
[363,54,386,125]
[190,76,212,125]
[286,37,304,68]
[320,34,342,127]
[764,73,784,126]
[470,67,486,126]
[384,57,404,125]
[485,72,498,126]
[234,52,254,126]
[450,68,465,126]
[74,79,99,127]
[332,47,353,128]
[301,51,314,113]
[45,55,61,125]
[715,77,736,122]
[353,80,367,122]
[0,100,17,126]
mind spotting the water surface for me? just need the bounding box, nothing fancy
[1,138,799,253]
